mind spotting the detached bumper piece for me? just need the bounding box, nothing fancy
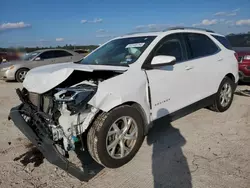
[9,104,90,181]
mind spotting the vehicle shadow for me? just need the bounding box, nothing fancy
[13,142,103,181]
[234,89,250,97]
[147,108,192,188]
[235,82,250,97]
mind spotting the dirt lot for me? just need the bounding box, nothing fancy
[0,80,249,188]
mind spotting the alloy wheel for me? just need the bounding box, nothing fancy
[106,116,138,159]
[220,82,232,107]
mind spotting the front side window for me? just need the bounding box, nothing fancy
[22,51,40,61]
[78,36,156,66]
[154,34,185,62]
[186,33,219,59]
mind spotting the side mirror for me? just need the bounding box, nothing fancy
[34,57,41,61]
[151,55,176,67]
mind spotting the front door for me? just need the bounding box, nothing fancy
[145,33,197,120]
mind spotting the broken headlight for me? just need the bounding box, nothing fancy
[54,84,97,114]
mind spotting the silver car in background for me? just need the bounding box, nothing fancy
[0,49,84,82]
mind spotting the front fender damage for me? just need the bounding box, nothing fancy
[9,71,124,181]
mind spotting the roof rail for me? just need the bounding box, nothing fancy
[164,27,215,33]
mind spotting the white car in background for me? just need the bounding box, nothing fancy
[0,49,84,82]
[9,27,239,180]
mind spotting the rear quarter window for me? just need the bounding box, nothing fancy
[212,35,233,50]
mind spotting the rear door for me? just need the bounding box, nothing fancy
[183,32,222,100]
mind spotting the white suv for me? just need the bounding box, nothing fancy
[9,27,239,180]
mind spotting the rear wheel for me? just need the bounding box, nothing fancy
[210,77,235,112]
[87,105,145,168]
[16,68,29,83]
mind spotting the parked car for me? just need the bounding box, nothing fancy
[74,49,89,54]
[74,49,89,57]
[9,27,239,180]
[236,51,250,82]
[0,52,20,63]
[0,49,84,82]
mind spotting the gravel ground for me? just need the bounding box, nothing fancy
[0,80,249,188]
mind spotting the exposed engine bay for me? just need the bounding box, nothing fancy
[16,70,122,156]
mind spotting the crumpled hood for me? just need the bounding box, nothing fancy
[23,62,128,94]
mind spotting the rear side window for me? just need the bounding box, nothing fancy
[54,50,73,58]
[39,51,56,59]
[185,33,219,59]
[212,35,233,50]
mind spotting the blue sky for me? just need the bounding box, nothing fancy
[1,0,250,47]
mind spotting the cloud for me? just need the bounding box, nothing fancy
[214,9,238,16]
[39,39,50,42]
[235,19,250,26]
[56,38,64,42]
[135,24,170,31]
[135,25,145,30]
[225,20,235,26]
[81,20,87,23]
[81,18,103,24]
[225,20,234,24]
[232,8,240,12]
[96,29,107,33]
[214,12,227,16]
[92,18,103,23]
[193,19,218,27]
[96,34,115,38]
[227,12,237,16]
[0,22,31,31]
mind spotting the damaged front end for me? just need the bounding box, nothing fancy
[9,79,101,181]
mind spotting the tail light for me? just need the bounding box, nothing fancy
[244,55,250,60]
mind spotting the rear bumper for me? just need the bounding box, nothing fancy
[9,104,91,181]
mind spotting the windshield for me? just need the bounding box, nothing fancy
[22,51,40,61]
[78,36,156,66]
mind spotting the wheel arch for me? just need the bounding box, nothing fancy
[225,73,235,83]
[225,73,237,90]
[86,101,150,136]
[15,67,30,80]
[109,101,149,134]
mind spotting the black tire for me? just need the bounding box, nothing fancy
[210,77,235,112]
[87,105,145,168]
[16,68,29,83]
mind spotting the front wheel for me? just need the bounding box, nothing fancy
[210,77,235,112]
[87,105,145,168]
[16,68,29,83]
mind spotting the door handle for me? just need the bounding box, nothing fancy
[185,66,194,70]
[217,58,223,61]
